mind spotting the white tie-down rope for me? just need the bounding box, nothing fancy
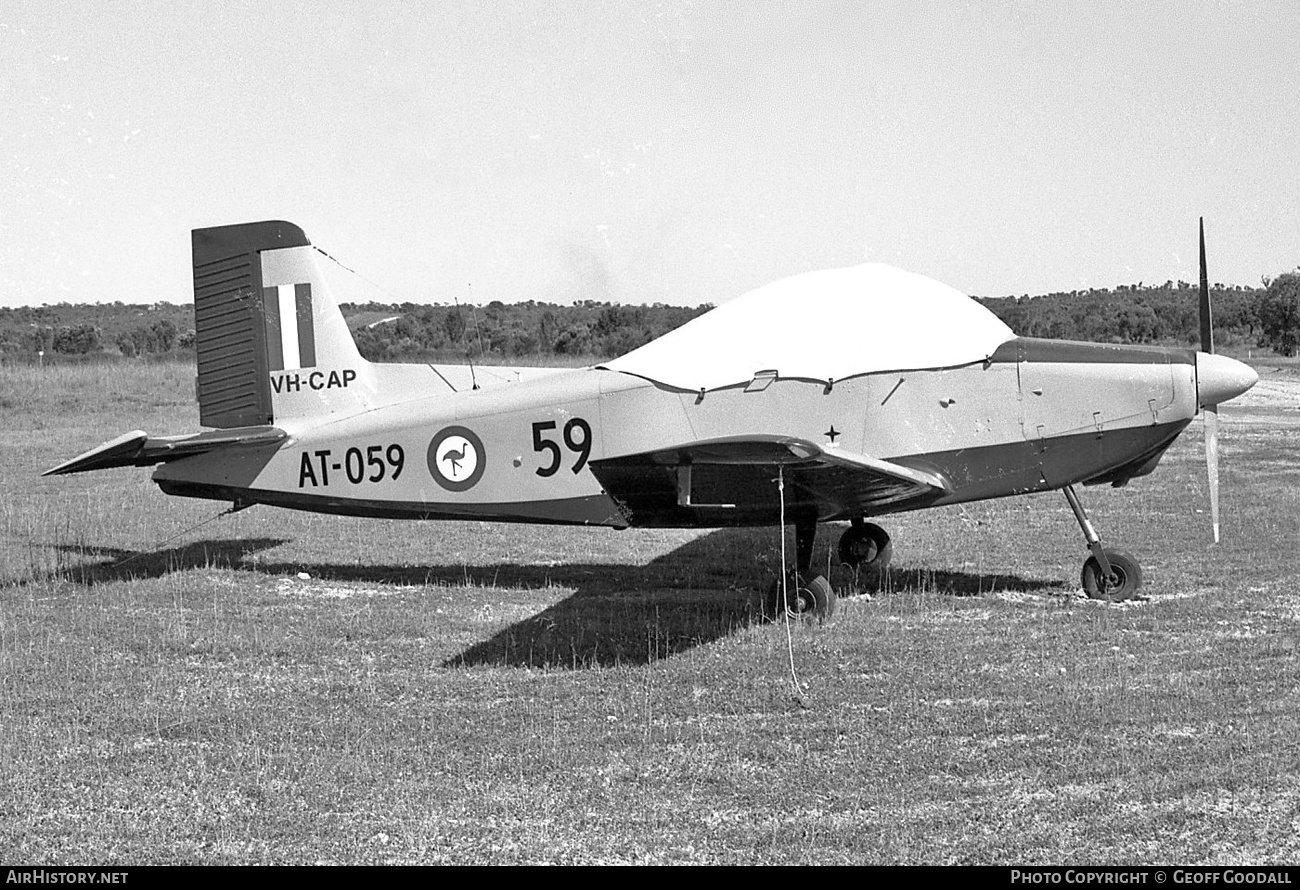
[777,466,808,707]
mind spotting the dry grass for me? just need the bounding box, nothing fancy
[1,360,1298,864]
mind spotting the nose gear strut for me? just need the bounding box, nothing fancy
[1063,484,1143,602]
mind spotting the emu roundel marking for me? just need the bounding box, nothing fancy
[427,426,486,492]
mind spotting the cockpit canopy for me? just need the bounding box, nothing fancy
[600,263,1015,392]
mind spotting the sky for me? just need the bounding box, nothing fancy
[3,0,1298,309]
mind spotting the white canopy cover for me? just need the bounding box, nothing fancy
[601,263,1016,391]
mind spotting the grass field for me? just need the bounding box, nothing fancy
[2,359,1298,864]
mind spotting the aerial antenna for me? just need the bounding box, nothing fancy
[313,245,405,304]
[466,283,488,390]
[455,291,479,391]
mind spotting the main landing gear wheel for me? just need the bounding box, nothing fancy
[767,574,837,623]
[837,522,893,571]
[1081,550,1143,602]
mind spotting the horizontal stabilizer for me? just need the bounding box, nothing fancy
[43,426,286,476]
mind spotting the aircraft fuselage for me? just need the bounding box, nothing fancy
[153,337,1199,529]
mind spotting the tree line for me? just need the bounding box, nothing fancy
[0,302,194,361]
[977,274,1300,355]
[346,300,712,362]
[3,273,1299,363]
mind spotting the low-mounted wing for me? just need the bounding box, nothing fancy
[791,442,954,515]
[589,436,952,524]
[43,426,286,476]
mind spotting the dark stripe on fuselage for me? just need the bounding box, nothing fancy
[593,420,1190,527]
[990,337,1196,365]
[154,480,632,528]
[915,418,1189,503]
[159,420,1188,530]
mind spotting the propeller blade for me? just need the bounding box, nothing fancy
[1199,217,1221,543]
[1199,217,1213,353]
[1205,404,1220,544]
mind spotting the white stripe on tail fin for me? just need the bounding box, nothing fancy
[263,283,313,370]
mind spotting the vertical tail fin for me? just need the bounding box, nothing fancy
[192,221,372,428]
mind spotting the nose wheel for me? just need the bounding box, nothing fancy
[1064,485,1143,602]
[1081,549,1143,602]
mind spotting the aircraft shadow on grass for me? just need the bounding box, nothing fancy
[30,528,1063,668]
[28,537,292,586]
[440,572,1068,670]
[431,534,1068,669]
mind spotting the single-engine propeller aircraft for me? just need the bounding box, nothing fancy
[46,220,1258,618]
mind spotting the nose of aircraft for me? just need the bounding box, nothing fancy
[1196,352,1259,408]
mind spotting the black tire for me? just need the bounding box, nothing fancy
[866,526,894,573]
[838,525,878,567]
[1081,550,1143,602]
[768,573,837,622]
[838,523,892,571]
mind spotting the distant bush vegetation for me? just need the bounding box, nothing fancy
[346,300,711,363]
[975,281,1264,349]
[3,275,1299,364]
[0,302,195,363]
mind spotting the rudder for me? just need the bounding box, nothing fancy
[192,221,372,429]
